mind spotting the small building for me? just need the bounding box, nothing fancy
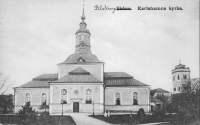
[150,88,171,98]
[150,88,171,111]
[150,96,163,112]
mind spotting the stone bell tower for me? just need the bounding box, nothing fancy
[172,61,190,94]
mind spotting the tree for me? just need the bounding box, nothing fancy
[165,85,200,124]
[0,72,13,114]
[0,71,12,95]
[17,102,37,124]
[137,108,146,123]
[155,94,170,110]
[40,101,49,113]
[0,94,14,114]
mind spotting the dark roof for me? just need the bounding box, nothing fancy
[62,53,100,63]
[104,72,148,87]
[105,78,148,87]
[172,64,190,73]
[69,67,90,75]
[19,73,58,88]
[53,67,102,83]
[54,74,102,83]
[19,71,148,88]
[20,81,50,88]
[76,27,90,34]
[104,72,132,78]
[33,73,58,81]
[150,88,170,96]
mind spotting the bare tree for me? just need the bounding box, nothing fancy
[0,71,12,95]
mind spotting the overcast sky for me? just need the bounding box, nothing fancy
[0,0,199,94]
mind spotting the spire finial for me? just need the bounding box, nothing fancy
[81,0,85,20]
[179,60,181,64]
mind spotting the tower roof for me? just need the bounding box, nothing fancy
[62,53,100,64]
[62,5,100,64]
[175,63,187,69]
[172,62,190,73]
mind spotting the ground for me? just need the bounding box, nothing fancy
[0,114,76,125]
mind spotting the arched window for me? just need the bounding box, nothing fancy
[25,93,31,104]
[178,75,179,80]
[115,92,121,105]
[61,89,67,104]
[133,92,138,105]
[85,89,92,104]
[41,93,47,104]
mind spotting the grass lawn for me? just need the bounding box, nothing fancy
[90,114,179,125]
[90,114,200,125]
[0,114,76,125]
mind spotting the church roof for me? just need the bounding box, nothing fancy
[18,71,148,88]
[69,67,90,75]
[53,74,102,83]
[18,73,58,88]
[150,88,170,96]
[62,53,100,63]
[104,78,148,87]
[104,72,132,78]
[32,73,58,81]
[20,81,50,88]
[53,67,102,83]
[104,72,148,87]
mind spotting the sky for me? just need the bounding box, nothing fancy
[0,0,199,94]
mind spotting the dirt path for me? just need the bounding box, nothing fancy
[69,113,112,125]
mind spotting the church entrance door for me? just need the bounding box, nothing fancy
[73,102,79,112]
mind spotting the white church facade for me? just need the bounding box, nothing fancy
[14,9,151,115]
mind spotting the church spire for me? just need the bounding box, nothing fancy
[75,2,91,54]
[81,3,85,21]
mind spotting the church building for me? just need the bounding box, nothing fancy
[14,9,151,115]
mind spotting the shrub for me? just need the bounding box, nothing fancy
[137,108,146,123]
[17,102,37,124]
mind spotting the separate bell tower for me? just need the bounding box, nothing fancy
[172,61,190,94]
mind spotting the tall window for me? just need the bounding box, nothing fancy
[25,93,31,104]
[41,93,47,104]
[61,89,67,104]
[183,75,187,79]
[133,92,138,105]
[115,92,121,105]
[178,75,180,80]
[85,89,92,104]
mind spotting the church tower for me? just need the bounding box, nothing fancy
[57,6,104,81]
[172,61,190,94]
[75,8,91,54]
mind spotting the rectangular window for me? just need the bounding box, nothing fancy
[179,87,181,90]
[174,88,176,91]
